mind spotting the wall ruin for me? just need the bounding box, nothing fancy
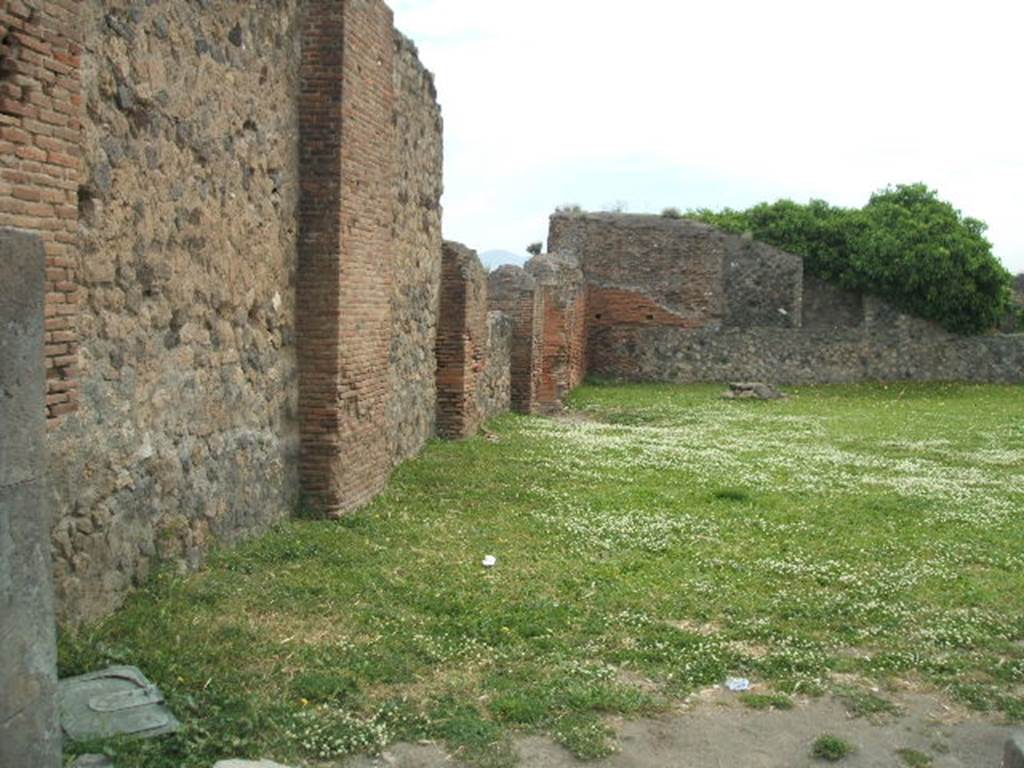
[483,255,586,416]
[7,2,1016,634]
[0,0,82,424]
[524,252,588,412]
[488,265,542,413]
[550,212,1024,386]
[478,311,512,424]
[42,0,305,624]
[2,0,445,625]
[435,241,485,438]
[434,241,514,438]
[389,31,443,464]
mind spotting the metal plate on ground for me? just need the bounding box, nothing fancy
[58,665,180,741]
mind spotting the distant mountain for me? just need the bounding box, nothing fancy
[479,250,528,271]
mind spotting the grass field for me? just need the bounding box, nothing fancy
[61,383,1024,767]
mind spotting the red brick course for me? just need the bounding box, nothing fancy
[588,286,695,328]
[435,241,488,438]
[0,0,82,424]
[525,254,587,413]
[298,0,396,516]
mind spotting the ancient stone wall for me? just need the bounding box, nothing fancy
[389,31,442,464]
[564,213,1024,385]
[45,0,302,624]
[588,317,1024,385]
[549,213,801,331]
[1003,273,1024,332]
[525,252,587,412]
[802,274,864,330]
[488,265,542,413]
[29,0,444,625]
[0,0,83,424]
[477,311,512,424]
[435,241,488,439]
[722,237,802,328]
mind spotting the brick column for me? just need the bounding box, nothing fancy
[435,241,488,439]
[488,265,543,414]
[298,0,396,516]
[0,0,83,426]
[526,254,588,413]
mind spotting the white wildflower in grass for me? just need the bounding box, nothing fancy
[62,383,1024,767]
[288,706,392,759]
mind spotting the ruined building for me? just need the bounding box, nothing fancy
[549,213,1024,385]
[1,0,1022,636]
[0,0,586,628]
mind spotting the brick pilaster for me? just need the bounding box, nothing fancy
[298,0,396,516]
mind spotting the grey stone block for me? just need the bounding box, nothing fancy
[1005,734,1024,768]
[213,760,295,768]
[0,229,61,768]
[72,755,116,768]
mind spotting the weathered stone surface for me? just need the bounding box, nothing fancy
[0,230,61,767]
[71,754,115,768]
[34,0,448,624]
[213,761,294,768]
[478,311,513,423]
[488,266,543,414]
[554,212,1024,386]
[1005,734,1024,768]
[589,308,1024,385]
[50,0,303,625]
[389,31,444,464]
[802,275,864,330]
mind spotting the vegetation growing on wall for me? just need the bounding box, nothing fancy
[688,184,1013,335]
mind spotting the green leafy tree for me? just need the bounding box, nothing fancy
[688,184,1012,334]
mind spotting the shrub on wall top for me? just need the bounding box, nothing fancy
[688,184,1013,335]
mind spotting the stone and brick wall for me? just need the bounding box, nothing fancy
[0,0,82,425]
[45,0,303,624]
[18,0,445,625]
[548,213,801,331]
[488,265,542,413]
[558,212,1024,386]
[524,252,587,412]
[435,241,489,439]
[389,30,443,464]
[477,311,512,424]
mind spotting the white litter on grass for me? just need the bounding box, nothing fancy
[725,677,751,692]
[482,555,497,568]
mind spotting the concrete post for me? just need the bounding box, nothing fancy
[0,229,62,766]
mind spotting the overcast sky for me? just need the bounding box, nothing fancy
[391,0,1024,273]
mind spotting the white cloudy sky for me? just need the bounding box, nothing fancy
[391,0,1024,273]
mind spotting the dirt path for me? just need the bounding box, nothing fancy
[342,690,1014,768]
